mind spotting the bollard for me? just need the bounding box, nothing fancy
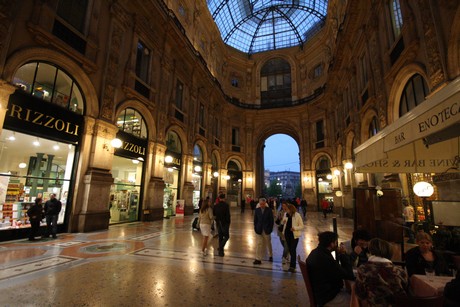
[333,217,337,234]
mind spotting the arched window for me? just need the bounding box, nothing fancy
[368,116,379,138]
[193,144,203,164]
[166,131,182,154]
[117,108,147,139]
[260,58,292,105]
[399,74,428,117]
[13,62,85,114]
[316,156,331,170]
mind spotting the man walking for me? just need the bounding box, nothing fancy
[213,193,231,256]
[44,193,62,239]
[253,198,274,264]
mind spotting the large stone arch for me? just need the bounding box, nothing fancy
[115,100,156,142]
[447,6,460,78]
[360,108,379,142]
[387,63,429,123]
[336,144,343,167]
[2,47,99,118]
[252,121,301,196]
[345,130,355,160]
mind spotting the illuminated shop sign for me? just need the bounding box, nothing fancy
[114,130,147,160]
[4,91,83,143]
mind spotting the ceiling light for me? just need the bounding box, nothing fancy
[53,143,60,150]
[33,138,40,146]
[132,159,140,164]
[18,162,27,169]
[8,133,16,141]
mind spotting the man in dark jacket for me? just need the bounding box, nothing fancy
[306,231,354,306]
[253,198,274,264]
[213,193,231,256]
[44,193,62,239]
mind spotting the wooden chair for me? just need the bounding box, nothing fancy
[394,295,444,307]
[297,255,317,307]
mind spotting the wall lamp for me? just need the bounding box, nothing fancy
[344,162,354,170]
[213,171,219,178]
[103,138,122,151]
[165,155,173,163]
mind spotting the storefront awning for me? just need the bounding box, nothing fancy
[354,77,460,173]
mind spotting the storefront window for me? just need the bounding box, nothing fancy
[116,108,147,139]
[13,62,85,114]
[109,156,142,224]
[0,130,75,230]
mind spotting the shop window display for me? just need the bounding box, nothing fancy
[0,130,74,230]
[109,156,142,224]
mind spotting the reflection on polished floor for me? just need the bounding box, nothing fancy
[0,209,354,306]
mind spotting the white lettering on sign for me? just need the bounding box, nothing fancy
[418,102,459,133]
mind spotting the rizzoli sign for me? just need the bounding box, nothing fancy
[4,91,83,143]
[115,130,147,160]
[7,104,80,136]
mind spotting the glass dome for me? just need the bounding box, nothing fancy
[207,0,328,54]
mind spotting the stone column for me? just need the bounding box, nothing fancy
[143,142,167,221]
[72,119,117,232]
[182,154,195,215]
[0,81,16,135]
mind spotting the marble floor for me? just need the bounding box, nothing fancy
[0,209,354,307]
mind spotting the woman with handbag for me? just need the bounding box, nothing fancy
[276,201,289,264]
[282,203,304,272]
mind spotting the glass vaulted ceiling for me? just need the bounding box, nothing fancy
[207,0,328,54]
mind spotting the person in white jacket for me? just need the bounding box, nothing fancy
[282,203,304,272]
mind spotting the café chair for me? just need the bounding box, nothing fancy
[394,294,444,307]
[298,255,317,307]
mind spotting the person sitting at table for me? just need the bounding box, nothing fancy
[444,270,460,307]
[355,238,408,306]
[349,229,371,267]
[306,231,355,306]
[405,231,449,277]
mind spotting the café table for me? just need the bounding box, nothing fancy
[410,274,454,297]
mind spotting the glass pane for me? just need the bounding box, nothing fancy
[53,70,73,109]
[193,145,203,162]
[13,63,37,94]
[70,84,84,114]
[32,63,57,102]
[207,0,328,53]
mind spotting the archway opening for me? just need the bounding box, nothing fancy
[263,134,300,201]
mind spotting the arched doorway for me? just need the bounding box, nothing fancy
[263,134,300,200]
[226,160,242,207]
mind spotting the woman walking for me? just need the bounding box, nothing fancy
[282,204,304,272]
[276,201,290,264]
[199,197,214,256]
